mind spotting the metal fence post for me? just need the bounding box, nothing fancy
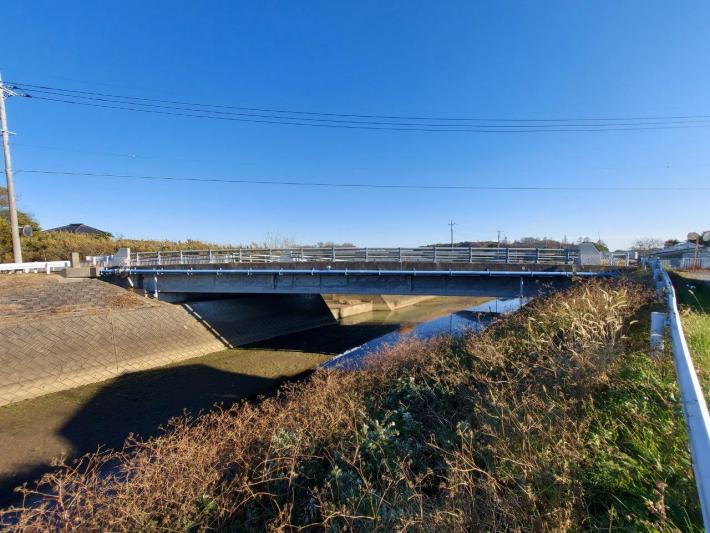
[365,247,369,262]
[535,248,540,264]
[564,248,570,264]
[505,248,510,264]
[433,246,437,263]
[398,247,402,262]
[157,251,162,266]
[332,246,336,261]
[469,247,473,263]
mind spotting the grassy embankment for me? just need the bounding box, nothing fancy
[0,278,703,531]
[4,232,233,263]
[670,272,710,400]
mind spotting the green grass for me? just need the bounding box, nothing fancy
[581,351,702,531]
[670,272,710,401]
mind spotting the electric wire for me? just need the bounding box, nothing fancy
[12,169,710,191]
[11,81,710,124]
[20,87,710,129]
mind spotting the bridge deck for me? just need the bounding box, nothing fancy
[111,262,622,299]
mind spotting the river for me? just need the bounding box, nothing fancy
[0,295,517,504]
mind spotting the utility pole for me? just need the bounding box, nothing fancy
[0,72,22,263]
[448,221,456,247]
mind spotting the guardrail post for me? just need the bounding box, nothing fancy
[433,246,437,263]
[157,251,162,266]
[179,251,184,264]
[332,246,336,261]
[208,250,213,263]
[469,247,473,263]
[365,247,369,262]
[564,248,570,264]
[239,247,243,262]
[398,247,402,262]
[535,248,540,264]
[650,312,666,354]
[505,247,510,264]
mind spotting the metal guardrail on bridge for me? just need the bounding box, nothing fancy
[652,260,710,527]
[131,247,580,266]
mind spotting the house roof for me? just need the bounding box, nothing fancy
[43,223,108,235]
[653,241,706,257]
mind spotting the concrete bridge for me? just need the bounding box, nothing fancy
[103,245,625,300]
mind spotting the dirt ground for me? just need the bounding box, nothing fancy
[677,270,710,283]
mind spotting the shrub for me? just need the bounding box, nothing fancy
[2,278,701,531]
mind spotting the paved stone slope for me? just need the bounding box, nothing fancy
[0,275,223,406]
[0,275,153,321]
[0,275,336,407]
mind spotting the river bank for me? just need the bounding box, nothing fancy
[4,278,700,531]
[0,295,488,504]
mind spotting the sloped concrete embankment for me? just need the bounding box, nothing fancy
[0,276,334,406]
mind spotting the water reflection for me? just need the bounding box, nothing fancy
[323,298,523,370]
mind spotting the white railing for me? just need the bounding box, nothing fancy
[659,256,710,270]
[601,251,636,266]
[653,260,710,527]
[131,247,581,266]
[0,260,70,274]
[85,255,114,267]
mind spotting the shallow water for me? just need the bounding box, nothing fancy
[324,298,523,370]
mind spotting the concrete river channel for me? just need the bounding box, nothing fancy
[0,294,519,504]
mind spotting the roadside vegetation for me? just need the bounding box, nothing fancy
[0,278,703,531]
[670,272,710,400]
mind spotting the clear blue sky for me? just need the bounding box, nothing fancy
[2,1,709,249]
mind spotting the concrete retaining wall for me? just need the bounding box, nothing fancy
[0,277,335,407]
[0,305,225,406]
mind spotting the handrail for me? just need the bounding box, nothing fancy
[653,260,710,527]
[0,260,70,273]
[112,267,610,278]
[130,246,584,266]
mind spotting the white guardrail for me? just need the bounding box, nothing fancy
[131,247,582,266]
[0,260,70,274]
[653,260,710,527]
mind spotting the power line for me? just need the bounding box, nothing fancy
[21,87,710,129]
[11,81,710,124]
[21,95,710,134]
[12,168,710,191]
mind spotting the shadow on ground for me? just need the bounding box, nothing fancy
[0,364,286,506]
[241,323,401,354]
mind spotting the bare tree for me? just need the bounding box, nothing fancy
[631,238,664,251]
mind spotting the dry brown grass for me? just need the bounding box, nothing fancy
[0,279,656,531]
[6,233,235,263]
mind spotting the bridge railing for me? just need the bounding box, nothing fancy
[131,247,580,266]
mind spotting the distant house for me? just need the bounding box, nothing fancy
[43,223,111,237]
[652,241,708,269]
